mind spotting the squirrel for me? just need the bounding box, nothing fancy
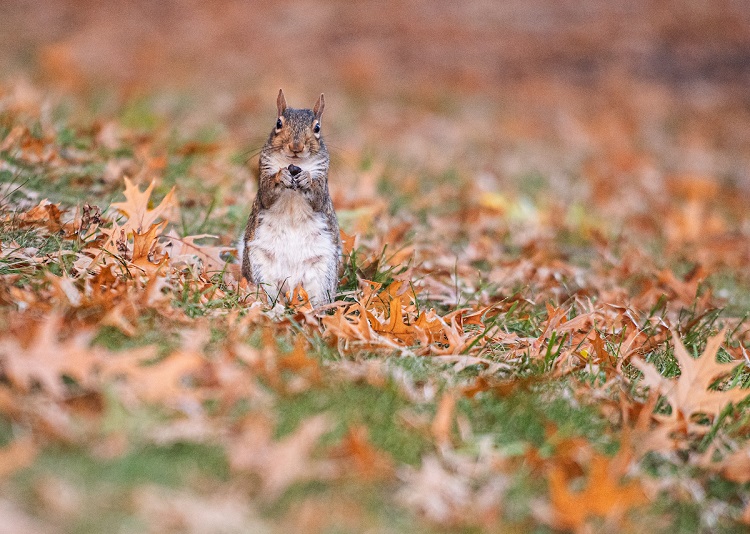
[241,89,341,305]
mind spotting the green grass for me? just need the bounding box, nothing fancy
[10,443,228,534]
[3,91,750,534]
[274,380,431,466]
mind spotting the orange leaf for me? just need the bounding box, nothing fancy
[331,425,394,480]
[546,452,647,530]
[431,391,456,446]
[340,229,357,256]
[366,295,420,344]
[0,437,37,479]
[0,315,101,397]
[287,286,313,313]
[279,336,320,382]
[132,222,165,262]
[111,177,177,236]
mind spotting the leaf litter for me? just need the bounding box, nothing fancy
[0,72,749,533]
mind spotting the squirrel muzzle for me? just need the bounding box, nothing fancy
[289,140,305,154]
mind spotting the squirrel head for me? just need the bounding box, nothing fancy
[268,89,326,160]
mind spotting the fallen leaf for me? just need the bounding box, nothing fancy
[0,437,37,478]
[431,390,456,446]
[227,415,338,500]
[707,445,750,484]
[544,451,647,531]
[632,329,748,428]
[110,177,177,236]
[0,314,101,397]
[330,425,394,480]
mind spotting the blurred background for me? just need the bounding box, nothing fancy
[3,4,750,531]
[1,0,749,248]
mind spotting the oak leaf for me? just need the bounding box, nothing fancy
[546,452,647,531]
[101,348,205,403]
[360,280,415,314]
[278,336,320,383]
[111,177,177,236]
[286,286,313,313]
[330,425,394,480]
[227,415,338,500]
[13,200,68,234]
[0,314,101,397]
[321,305,376,345]
[632,329,748,427]
[366,295,415,343]
[132,222,165,263]
[162,230,230,275]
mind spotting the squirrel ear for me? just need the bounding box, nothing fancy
[313,93,325,119]
[277,89,287,116]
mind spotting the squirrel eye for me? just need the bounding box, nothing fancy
[275,118,283,130]
[313,123,320,134]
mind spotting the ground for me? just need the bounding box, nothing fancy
[1,2,750,533]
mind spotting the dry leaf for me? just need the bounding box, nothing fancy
[431,390,456,446]
[0,315,101,397]
[707,445,750,484]
[102,348,204,403]
[632,329,749,428]
[544,451,647,531]
[163,231,230,275]
[227,415,338,500]
[110,177,177,235]
[0,437,37,478]
[330,425,395,480]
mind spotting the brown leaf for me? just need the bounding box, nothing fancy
[632,329,748,428]
[163,231,230,275]
[278,336,320,383]
[100,346,206,403]
[131,222,165,262]
[322,304,383,349]
[545,451,647,530]
[0,315,101,397]
[431,390,456,446]
[330,425,394,480]
[286,286,313,313]
[340,229,357,256]
[227,414,338,500]
[12,200,68,234]
[111,177,177,236]
[0,437,37,479]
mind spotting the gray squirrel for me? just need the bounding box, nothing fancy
[241,90,341,305]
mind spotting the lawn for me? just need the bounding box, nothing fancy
[1,2,750,532]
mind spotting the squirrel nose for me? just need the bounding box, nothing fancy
[289,141,305,154]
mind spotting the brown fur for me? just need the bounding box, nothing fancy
[241,90,341,302]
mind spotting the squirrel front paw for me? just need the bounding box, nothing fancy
[294,170,313,190]
[276,168,295,189]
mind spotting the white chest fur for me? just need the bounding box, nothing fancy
[247,189,337,303]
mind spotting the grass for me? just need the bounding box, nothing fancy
[1,89,750,534]
[274,380,431,465]
[12,444,229,534]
